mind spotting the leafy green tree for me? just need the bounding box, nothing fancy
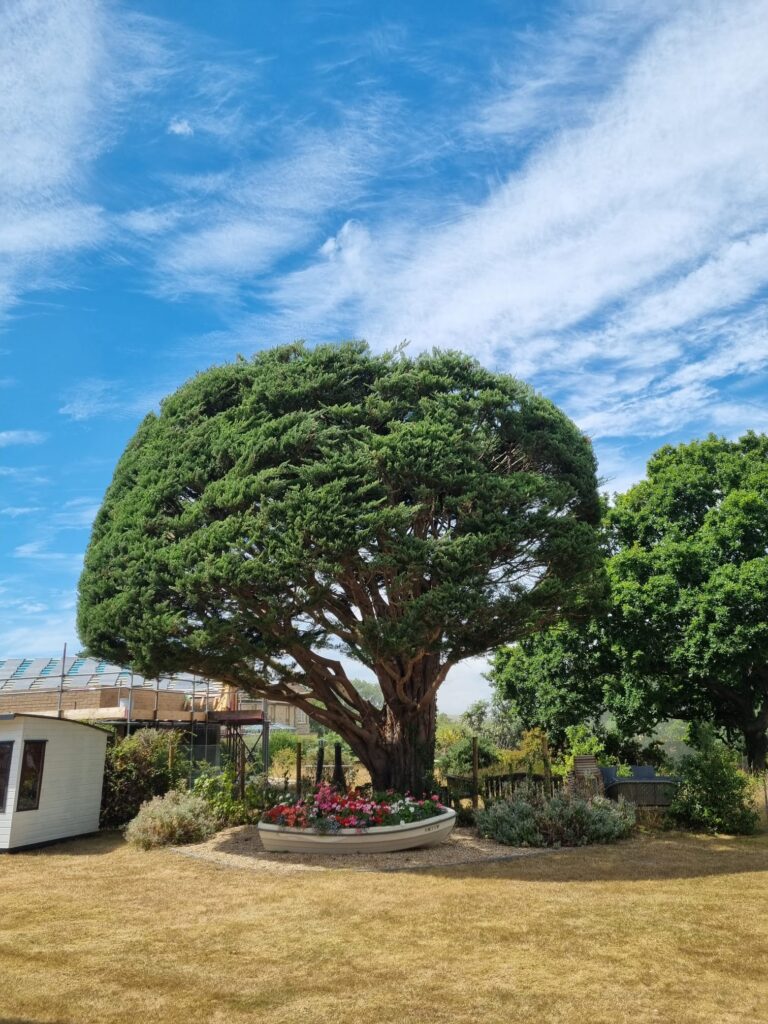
[461,699,490,732]
[606,433,768,769]
[78,342,604,791]
[489,627,608,747]
[493,434,768,770]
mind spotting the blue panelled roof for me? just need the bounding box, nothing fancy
[0,657,224,695]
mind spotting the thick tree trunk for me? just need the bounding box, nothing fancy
[357,699,438,794]
[257,651,448,795]
[334,657,443,794]
[743,725,768,772]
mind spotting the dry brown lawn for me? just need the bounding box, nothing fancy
[1,830,768,1024]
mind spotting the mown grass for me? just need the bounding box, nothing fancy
[1,830,767,1023]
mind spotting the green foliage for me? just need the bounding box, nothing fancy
[462,700,490,732]
[503,727,552,776]
[667,728,759,835]
[558,724,607,776]
[491,434,768,769]
[488,633,606,748]
[192,765,284,825]
[77,342,604,789]
[439,735,499,777]
[268,731,299,757]
[477,794,542,846]
[125,790,218,849]
[602,730,669,772]
[462,695,522,750]
[349,679,385,709]
[477,784,635,847]
[270,747,298,782]
[100,728,189,829]
[435,718,469,757]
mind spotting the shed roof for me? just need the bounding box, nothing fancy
[0,713,111,734]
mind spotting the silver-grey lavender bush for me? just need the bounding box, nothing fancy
[476,787,635,847]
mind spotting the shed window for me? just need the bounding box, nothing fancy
[0,741,13,813]
[16,740,46,812]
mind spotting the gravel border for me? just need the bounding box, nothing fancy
[173,824,550,874]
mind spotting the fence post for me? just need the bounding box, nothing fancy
[315,739,325,785]
[261,720,270,776]
[296,742,303,798]
[471,735,479,809]
[541,732,553,797]
[332,741,346,790]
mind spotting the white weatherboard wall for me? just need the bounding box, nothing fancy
[0,715,108,851]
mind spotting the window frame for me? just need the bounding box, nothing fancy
[16,739,47,812]
[0,741,13,814]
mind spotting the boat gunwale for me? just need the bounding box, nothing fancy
[257,806,456,838]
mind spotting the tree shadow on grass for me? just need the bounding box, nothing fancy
[418,831,768,884]
[172,824,768,883]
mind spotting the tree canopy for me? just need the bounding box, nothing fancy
[78,341,604,790]
[492,433,768,768]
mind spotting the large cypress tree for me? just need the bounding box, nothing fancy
[78,342,604,791]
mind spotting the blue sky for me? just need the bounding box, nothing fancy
[1,0,767,712]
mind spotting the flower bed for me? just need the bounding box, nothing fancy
[258,784,456,854]
[261,783,445,833]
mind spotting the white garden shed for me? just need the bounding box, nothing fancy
[0,714,108,851]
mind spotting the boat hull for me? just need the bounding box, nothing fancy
[258,808,457,854]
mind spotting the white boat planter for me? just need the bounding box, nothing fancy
[258,807,457,854]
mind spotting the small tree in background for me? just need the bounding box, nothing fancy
[78,342,604,792]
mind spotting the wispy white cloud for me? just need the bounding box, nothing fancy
[0,0,107,319]
[0,599,78,658]
[13,540,84,570]
[0,430,46,448]
[0,1,180,321]
[59,378,118,421]
[53,498,100,529]
[232,0,768,472]
[0,466,49,484]
[147,107,393,299]
[167,117,194,136]
[468,0,665,145]
[0,506,43,517]
[58,376,175,422]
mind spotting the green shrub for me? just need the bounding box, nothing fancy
[477,785,635,847]
[436,720,470,759]
[125,790,218,849]
[667,734,759,835]
[477,795,543,846]
[439,735,499,776]
[192,766,286,825]
[268,731,300,758]
[538,793,635,845]
[270,746,298,781]
[101,729,189,829]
